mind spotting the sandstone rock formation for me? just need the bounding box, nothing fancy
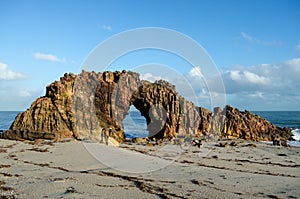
[0,70,293,143]
[222,106,292,141]
[1,73,76,140]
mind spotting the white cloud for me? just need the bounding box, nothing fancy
[189,66,203,78]
[240,32,282,46]
[0,86,44,111]
[283,58,300,71]
[33,52,66,63]
[185,58,300,110]
[228,70,270,85]
[0,62,25,80]
[140,73,163,82]
[225,58,300,109]
[248,91,264,99]
[101,25,112,31]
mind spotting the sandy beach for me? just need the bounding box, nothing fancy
[1,138,299,199]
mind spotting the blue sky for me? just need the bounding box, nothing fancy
[0,0,300,111]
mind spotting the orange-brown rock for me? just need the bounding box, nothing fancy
[221,105,292,141]
[0,71,293,143]
[2,73,76,140]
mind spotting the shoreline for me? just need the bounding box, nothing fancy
[1,138,299,198]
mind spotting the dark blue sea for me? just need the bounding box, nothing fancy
[123,110,148,138]
[1,111,299,146]
[253,111,300,147]
[0,111,20,130]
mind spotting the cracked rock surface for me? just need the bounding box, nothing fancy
[1,70,293,143]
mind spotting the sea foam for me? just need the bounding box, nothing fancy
[292,129,300,141]
[289,129,300,147]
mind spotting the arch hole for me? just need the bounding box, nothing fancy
[123,106,149,138]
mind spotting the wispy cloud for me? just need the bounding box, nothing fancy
[0,62,25,80]
[296,44,300,50]
[101,25,112,31]
[241,32,254,42]
[33,52,66,63]
[240,32,282,46]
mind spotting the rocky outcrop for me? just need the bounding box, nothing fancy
[221,105,292,141]
[0,70,293,143]
[1,73,76,140]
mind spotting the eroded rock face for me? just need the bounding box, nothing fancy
[73,70,141,143]
[0,71,293,142]
[131,81,181,139]
[2,73,76,140]
[221,106,292,141]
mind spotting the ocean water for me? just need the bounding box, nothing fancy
[0,111,20,130]
[0,111,299,146]
[123,110,149,138]
[0,110,149,137]
[253,111,300,147]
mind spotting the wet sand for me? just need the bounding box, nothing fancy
[1,138,300,199]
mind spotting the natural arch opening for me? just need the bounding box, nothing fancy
[123,106,149,138]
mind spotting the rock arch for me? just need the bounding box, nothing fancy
[2,70,293,143]
[99,71,183,141]
[122,105,148,138]
[130,81,181,139]
[3,71,215,142]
